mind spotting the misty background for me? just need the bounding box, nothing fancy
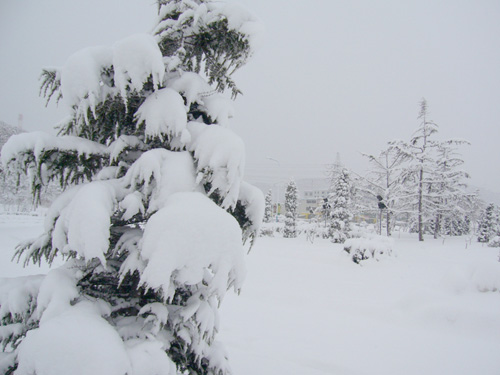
[1,0,499,198]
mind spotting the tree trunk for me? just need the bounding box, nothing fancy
[378,209,382,235]
[386,210,391,236]
[418,168,424,242]
[433,213,440,239]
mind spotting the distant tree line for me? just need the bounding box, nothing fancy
[263,99,487,244]
[356,99,478,241]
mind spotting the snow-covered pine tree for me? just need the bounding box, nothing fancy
[284,179,298,238]
[430,139,471,238]
[441,215,470,236]
[0,2,264,374]
[464,192,485,234]
[328,168,353,243]
[477,203,498,243]
[263,189,273,223]
[391,99,441,241]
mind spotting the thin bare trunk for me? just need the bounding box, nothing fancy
[378,209,382,235]
[433,213,440,239]
[418,168,424,242]
[386,211,391,236]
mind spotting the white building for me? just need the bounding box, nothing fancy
[296,178,330,219]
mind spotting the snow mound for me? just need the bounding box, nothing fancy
[135,88,188,141]
[52,182,117,266]
[140,192,245,300]
[202,94,234,128]
[60,46,113,112]
[113,33,165,100]
[167,72,212,108]
[344,235,395,264]
[16,304,131,375]
[238,182,265,240]
[123,149,199,214]
[0,275,44,322]
[57,33,165,112]
[108,135,145,163]
[187,122,245,209]
[34,267,80,323]
[126,339,176,375]
[472,262,500,293]
[1,132,108,167]
[211,2,265,50]
[487,236,500,248]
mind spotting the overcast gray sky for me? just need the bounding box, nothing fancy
[1,0,500,194]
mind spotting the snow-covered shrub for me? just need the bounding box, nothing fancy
[259,219,329,241]
[0,2,263,374]
[488,236,500,248]
[343,235,395,264]
[315,225,330,239]
[470,263,500,292]
[349,224,375,239]
[259,222,278,237]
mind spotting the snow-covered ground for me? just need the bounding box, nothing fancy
[221,235,500,375]
[1,215,500,374]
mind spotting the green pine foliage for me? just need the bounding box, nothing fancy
[155,0,253,98]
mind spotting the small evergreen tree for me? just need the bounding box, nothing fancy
[430,139,470,239]
[284,179,298,238]
[477,203,498,243]
[263,189,273,223]
[328,168,352,243]
[0,1,263,374]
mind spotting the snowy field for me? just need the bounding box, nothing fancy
[1,215,500,375]
[221,235,500,375]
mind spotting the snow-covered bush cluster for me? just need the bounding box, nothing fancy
[259,219,329,241]
[472,264,500,293]
[259,221,281,237]
[0,1,264,374]
[343,235,395,264]
[487,236,500,248]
